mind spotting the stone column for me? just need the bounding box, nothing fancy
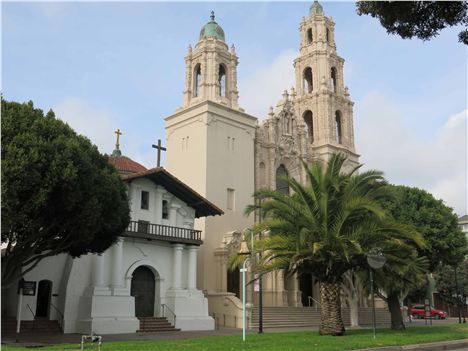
[187,246,198,290]
[172,244,184,289]
[111,239,123,290]
[92,253,105,287]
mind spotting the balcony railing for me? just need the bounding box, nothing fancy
[124,220,202,245]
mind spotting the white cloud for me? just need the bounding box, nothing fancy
[239,49,297,118]
[355,92,467,215]
[53,97,118,155]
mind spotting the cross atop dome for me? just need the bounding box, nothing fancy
[310,1,324,15]
[112,128,122,156]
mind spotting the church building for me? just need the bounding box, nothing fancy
[2,141,222,334]
[166,1,359,327]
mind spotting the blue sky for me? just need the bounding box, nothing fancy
[3,1,467,215]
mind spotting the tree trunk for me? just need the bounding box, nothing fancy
[342,271,359,327]
[319,282,346,335]
[387,292,405,330]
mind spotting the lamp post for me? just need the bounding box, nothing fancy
[239,240,250,342]
[367,249,386,339]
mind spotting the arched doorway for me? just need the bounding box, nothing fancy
[36,280,52,318]
[131,266,156,317]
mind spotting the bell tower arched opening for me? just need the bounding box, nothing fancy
[218,64,227,97]
[307,28,313,44]
[193,64,202,98]
[303,67,313,94]
[303,110,314,143]
[331,67,337,93]
[335,111,343,144]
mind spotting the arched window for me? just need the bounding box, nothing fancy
[303,110,314,143]
[331,67,337,93]
[193,64,202,97]
[307,28,313,44]
[162,200,169,219]
[326,28,330,43]
[303,67,313,94]
[218,64,226,97]
[335,111,342,144]
[276,165,289,195]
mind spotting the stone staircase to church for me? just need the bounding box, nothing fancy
[1,316,62,335]
[137,317,180,333]
[250,307,351,329]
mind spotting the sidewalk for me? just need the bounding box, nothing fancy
[354,338,468,351]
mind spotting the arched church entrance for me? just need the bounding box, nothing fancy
[36,280,52,318]
[131,266,156,317]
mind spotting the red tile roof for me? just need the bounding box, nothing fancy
[108,155,147,175]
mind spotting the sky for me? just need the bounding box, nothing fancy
[3,1,467,215]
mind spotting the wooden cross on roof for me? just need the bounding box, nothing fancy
[115,129,122,150]
[152,139,167,167]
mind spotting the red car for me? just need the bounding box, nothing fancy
[410,304,447,319]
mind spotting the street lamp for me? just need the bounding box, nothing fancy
[239,240,250,342]
[367,249,386,339]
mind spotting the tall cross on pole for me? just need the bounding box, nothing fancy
[114,129,122,150]
[152,139,167,167]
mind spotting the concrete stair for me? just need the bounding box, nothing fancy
[250,307,351,329]
[137,317,180,333]
[1,316,61,334]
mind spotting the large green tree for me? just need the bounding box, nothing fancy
[434,261,468,308]
[1,99,130,289]
[381,185,467,271]
[356,1,468,45]
[241,154,424,335]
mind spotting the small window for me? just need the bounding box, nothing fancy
[162,200,169,219]
[307,28,313,44]
[335,111,342,144]
[326,28,330,43]
[141,191,149,210]
[331,67,337,93]
[138,220,149,234]
[227,188,235,210]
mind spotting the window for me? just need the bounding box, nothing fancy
[303,67,313,93]
[219,64,226,97]
[162,200,169,219]
[227,188,235,210]
[276,165,289,195]
[141,191,149,210]
[303,110,314,143]
[335,111,342,144]
[137,220,149,234]
[331,67,337,93]
[326,28,330,43]
[193,64,202,97]
[307,28,313,44]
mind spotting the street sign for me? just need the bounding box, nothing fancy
[21,281,36,296]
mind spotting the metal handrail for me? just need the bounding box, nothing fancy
[126,221,202,241]
[161,304,176,327]
[25,304,35,331]
[307,296,321,311]
[49,303,64,329]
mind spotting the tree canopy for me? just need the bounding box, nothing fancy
[434,260,468,307]
[356,1,468,45]
[1,99,130,289]
[380,185,467,271]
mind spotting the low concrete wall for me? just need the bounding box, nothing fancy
[208,292,251,328]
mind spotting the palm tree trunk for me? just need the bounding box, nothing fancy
[319,282,346,335]
[387,292,405,330]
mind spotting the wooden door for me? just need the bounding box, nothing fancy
[131,266,155,317]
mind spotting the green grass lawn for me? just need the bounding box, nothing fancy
[3,325,467,351]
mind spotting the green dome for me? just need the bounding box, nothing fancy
[199,11,225,42]
[310,1,324,15]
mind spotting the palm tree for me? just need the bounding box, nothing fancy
[244,154,425,335]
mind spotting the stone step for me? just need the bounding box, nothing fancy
[137,317,180,333]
